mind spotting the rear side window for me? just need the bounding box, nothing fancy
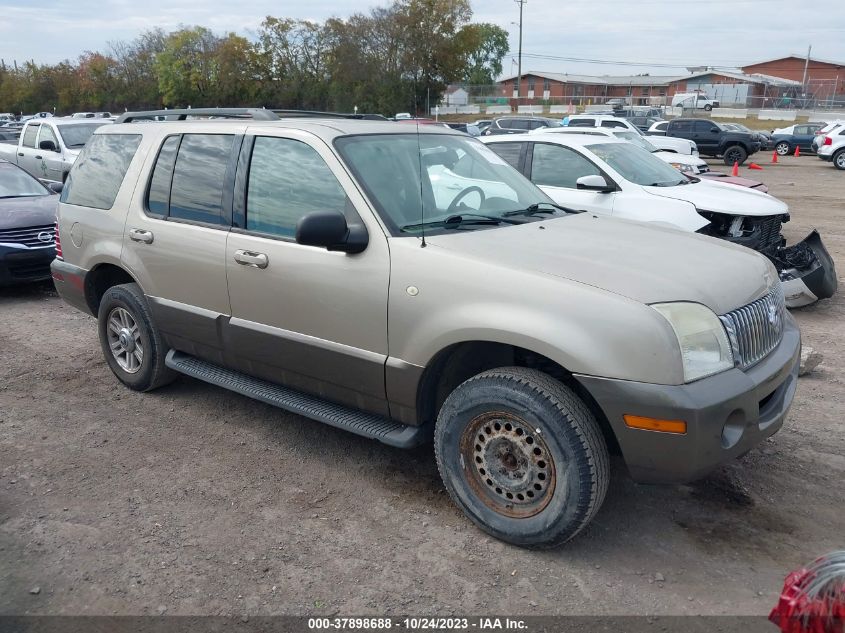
[22,125,39,148]
[600,120,627,129]
[168,134,234,224]
[245,136,349,239]
[567,118,595,128]
[61,134,142,210]
[486,142,523,170]
[671,120,693,133]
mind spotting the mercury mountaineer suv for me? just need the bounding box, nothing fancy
[51,108,801,548]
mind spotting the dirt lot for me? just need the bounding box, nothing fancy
[1,155,843,617]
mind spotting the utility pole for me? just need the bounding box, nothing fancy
[801,45,812,91]
[515,0,526,100]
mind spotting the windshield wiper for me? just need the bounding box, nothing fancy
[502,202,583,218]
[399,212,520,233]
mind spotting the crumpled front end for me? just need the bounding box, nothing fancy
[696,212,838,308]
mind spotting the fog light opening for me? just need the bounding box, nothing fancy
[721,410,746,449]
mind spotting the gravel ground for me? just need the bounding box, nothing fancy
[1,155,843,617]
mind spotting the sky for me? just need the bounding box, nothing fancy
[1,0,844,78]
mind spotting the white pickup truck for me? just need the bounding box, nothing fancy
[0,118,110,183]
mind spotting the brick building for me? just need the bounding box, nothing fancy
[496,69,799,107]
[741,55,844,102]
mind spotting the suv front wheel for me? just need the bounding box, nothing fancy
[434,367,610,548]
[97,283,176,392]
[723,145,748,166]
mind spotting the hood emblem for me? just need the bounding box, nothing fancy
[37,231,53,243]
[767,302,780,327]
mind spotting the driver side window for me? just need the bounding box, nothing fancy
[530,143,601,189]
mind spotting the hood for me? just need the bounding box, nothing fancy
[650,136,695,153]
[425,213,773,315]
[0,194,58,230]
[643,178,788,217]
[653,151,706,168]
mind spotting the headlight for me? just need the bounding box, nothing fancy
[652,302,734,382]
[670,162,695,174]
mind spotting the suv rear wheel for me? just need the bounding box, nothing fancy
[97,283,176,392]
[434,367,610,548]
[834,149,845,170]
[723,145,748,166]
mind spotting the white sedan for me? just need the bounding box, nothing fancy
[531,126,709,175]
[480,132,837,307]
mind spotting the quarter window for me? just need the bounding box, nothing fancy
[61,134,142,210]
[146,135,180,216]
[168,134,234,225]
[22,125,39,148]
[245,136,350,239]
[530,143,601,189]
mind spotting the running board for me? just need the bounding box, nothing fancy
[165,350,427,448]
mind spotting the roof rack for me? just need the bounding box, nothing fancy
[115,108,390,124]
[115,108,280,124]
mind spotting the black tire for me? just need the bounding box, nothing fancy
[723,145,748,166]
[775,141,791,156]
[434,367,610,548]
[834,149,845,171]
[704,104,713,112]
[97,282,176,392]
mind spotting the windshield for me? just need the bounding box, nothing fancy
[57,123,108,148]
[611,130,658,152]
[0,164,50,197]
[587,142,687,186]
[335,134,553,236]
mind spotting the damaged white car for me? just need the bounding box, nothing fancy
[481,133,837,308]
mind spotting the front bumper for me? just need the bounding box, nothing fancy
[0,244,55,285]
[50,258,92,314]
[575,315,800,484]
[775,230,838,308]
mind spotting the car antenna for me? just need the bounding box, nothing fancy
[416,121,427,248]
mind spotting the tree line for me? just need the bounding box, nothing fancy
[0,0,509,117]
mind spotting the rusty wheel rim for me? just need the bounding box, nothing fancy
[460,411,557,519]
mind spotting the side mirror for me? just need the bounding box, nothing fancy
[576,175,614,192]
[295,210,368,254]
[710,127,720,134]
[48,181,64,194]
[39,140,57,152]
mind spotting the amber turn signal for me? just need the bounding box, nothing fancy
[623,415,687,435]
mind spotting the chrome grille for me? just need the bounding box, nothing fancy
[0,224,55,247]
[719,284,786,370]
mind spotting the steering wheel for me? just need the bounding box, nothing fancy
[447,186,486,213]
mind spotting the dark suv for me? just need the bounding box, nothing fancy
[665,118,760,165]
[483,116,561,135]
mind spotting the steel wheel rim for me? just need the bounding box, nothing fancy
[776,143,789,155]
[460,411,557,518]
[106,307,144,373]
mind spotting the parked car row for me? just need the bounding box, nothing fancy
[47,108,816,549]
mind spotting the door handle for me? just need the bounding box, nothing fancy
[35,155,42,159]
[234,250,269,269]
[128,228,154,244]
[18,152,24,157]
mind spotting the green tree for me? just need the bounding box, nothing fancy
[154,26,221,107]
[460,23,509,86]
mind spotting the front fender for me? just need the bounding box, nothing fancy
[387,239,683,387]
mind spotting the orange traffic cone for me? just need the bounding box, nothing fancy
[772,151,779,164]
[794,146,801,157]
[731,161,739,176]
[748,162,763,170]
